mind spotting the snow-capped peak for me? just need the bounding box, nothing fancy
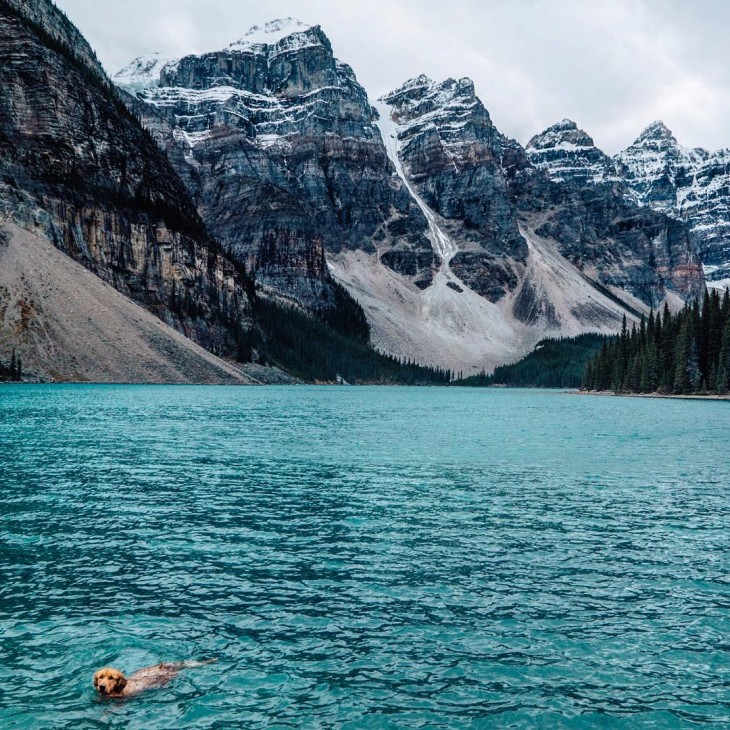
[633,120,677,146]
[527,119,596,151]
[614,122,730,280]
[113,53,177,95]
[380,75,435,101]
[379,76,478,110]
[526,119,620,185]
[554,118,579,130]
[228,18,313,50]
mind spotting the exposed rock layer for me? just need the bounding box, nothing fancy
[385,79,704,310]
[0,224,252,383]
[117,20,434,303]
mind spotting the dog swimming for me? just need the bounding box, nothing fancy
[93,659,216,698]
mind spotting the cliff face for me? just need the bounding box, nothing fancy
[0,223,254,383]
[379,76,527,302]
[117,19,434,304]
[1,0,105,77]
[523,119,705,307]
[0,0,252,356]
[525,119,624,186]
[617,123,730,286]
[521,181,705,309]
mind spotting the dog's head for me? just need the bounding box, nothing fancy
[93,667,127,696]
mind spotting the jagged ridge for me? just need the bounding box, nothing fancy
[112,22,707,373]
[528,117,730,287]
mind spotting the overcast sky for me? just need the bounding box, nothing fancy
[54,0,729,154]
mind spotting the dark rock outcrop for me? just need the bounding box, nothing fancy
[380,76,527,303]
[526,119,624,186]
[617,122,730,283]
[383,77,704,308]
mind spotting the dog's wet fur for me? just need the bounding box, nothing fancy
[93,660,216,699]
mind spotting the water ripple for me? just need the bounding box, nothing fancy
[0,385,729,728]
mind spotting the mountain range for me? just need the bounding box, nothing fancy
[526,118,730,290]
[1,4,725,382]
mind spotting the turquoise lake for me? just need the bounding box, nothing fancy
[0,385,728,728]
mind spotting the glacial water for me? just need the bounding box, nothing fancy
[0,385,728,729]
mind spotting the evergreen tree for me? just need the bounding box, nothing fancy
[718,313,730,393]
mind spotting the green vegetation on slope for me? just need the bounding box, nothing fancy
[250,297,452,384]
[584,289,730,394]
[456,334,608,388]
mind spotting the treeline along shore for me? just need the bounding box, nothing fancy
[583,289,730,396]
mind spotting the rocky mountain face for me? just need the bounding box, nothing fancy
[0,0,706,378]
[2,0,104,77]
[0,222,255,384]
[116,24,706,373]
[116,19,434,306]
[524,119,623,186]
[332,74,704,373]
[528,119,730,288]
[379,77,703,309]
[0,0,254,358]
[378,76,527,302]
[618,123,730,286]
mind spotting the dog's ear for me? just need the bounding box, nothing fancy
[115,673,127,691]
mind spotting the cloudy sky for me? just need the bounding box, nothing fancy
[55,0,729,154]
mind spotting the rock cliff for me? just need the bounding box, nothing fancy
[379,76,526,302]
[383,77,703,310]
[116,19,434,305]
[529,117,730,290]
[0,223,254,383]
[618,122,730,287]
[0,0,253,359]
[525,119,623,186]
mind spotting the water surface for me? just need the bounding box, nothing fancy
[0,386,728,728]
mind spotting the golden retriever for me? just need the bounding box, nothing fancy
[93,659,216,698]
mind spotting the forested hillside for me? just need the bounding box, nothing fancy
[456,334,606,388]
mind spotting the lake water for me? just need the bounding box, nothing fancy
[0,385,728,728]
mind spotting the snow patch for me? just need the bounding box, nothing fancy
[227,18,316,53]
[114,53,176,94]
[373,100,458,266]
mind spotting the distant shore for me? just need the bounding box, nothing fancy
[576,390,730,401]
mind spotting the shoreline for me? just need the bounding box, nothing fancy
[575,390,730,401]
